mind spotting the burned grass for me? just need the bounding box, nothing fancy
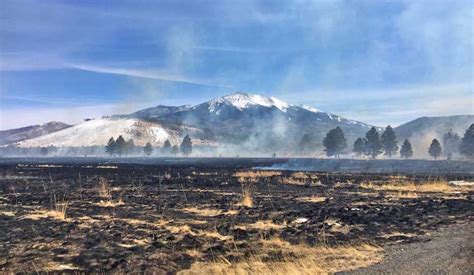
[0,162,472,273]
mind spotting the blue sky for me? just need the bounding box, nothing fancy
[0,0,472,129]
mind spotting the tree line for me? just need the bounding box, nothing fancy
[322,124,474,160]
[105,135,193,157]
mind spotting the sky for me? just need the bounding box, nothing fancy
[0,0,472,130]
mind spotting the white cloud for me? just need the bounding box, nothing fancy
[68,64,227,87]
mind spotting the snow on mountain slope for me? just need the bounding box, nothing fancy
[129,105,192,119]
[17,118,174,147]
[206,92,291,112]
[14,92,379,150]
[0,121,71,145]
[301,105,322,113]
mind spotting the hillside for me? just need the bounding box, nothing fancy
[0,122,71,145]
[17,118,214,148]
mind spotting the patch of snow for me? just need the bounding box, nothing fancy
[302,105,322,113]
[209,92,292,112]
[18,118,172,147]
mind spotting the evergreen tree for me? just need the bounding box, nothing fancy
[428,139,442,159]
[180,135,193,157]
[443,129,461,156]
[115,135,126,157]
[459,124,474,159]
[381,125,398,157]
[162,140,172,154]
[143,142,153,157]
[105,137,117,156]
[298,133,317,153]
[322,127,347,158]
[171,145,179,156]
[365,127,383,159]
[400,139,413,159]
[352,137,366,156]
[125,139,135,156]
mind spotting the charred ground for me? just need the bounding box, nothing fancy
[0,158,473,273]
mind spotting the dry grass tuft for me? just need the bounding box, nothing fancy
[43,262,79,271]
[179,238,382,275]
[96,198,125,207]
[0,211,15,217]
[23,197,69,221]
[240,183,254,208]
[182,207,239,217]
[198,229,233,240]
[361,180,474,194]
[96,178,126,207]
[296,196,326,203]
[234,170,281,183]
[51,200,69,220]
[234,220,286,230]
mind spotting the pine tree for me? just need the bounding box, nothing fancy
[365,127,383,159]
[162,140,171,154]
[428,139,442,159]
[144,142,153,157]
[125,139,135,156]
[180,135,193,157]
[443,129,461,156]
[171,145,179,156]
[353,137,366,156]
[381,125,398,157]
[459,124,474,159]
[115,135,126,157]
[298,133,316,153]
[322,127,347,158]
[105,137,117,156]
[400,139,413,159]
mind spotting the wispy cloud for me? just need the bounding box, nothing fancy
[68,63,229,88]
[1,0,472,130]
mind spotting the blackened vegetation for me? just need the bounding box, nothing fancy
[0,160,472,273]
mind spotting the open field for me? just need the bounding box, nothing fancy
[0,158,473,273]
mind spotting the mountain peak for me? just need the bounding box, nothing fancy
[210,92,292,112]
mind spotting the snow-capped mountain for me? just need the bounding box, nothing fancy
[12,92,375,152]
[6,92,471,155]
[130,92,376,152]
[0,121,71,145]
[17,118,213,148]
[207,92,291,113]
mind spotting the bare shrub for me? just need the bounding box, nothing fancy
[241,183,254,208]
[98,177,112,199]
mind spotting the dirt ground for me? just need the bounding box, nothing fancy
[343,222,473,274]
[0,159,473,273]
